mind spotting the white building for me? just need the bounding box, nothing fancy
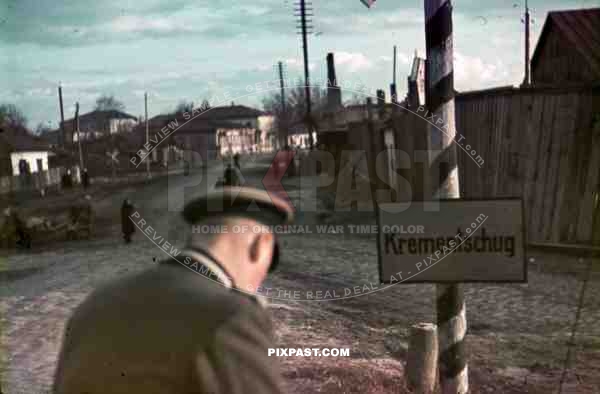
[63,109,138,143]
[197,104,271,155]
[2,131,52,176]
[10,151,49,176]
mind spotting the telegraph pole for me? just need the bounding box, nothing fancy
[424,0,468,393]
[75,102,84,171]
[58,83,65,147]
[391,45,398,104]
[278,61,287,149]
[295,0,314,149]
[522,0,531,86]
[145,92,151,178]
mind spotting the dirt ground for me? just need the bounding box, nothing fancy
[1,158,599,393]
[267,232,600,394]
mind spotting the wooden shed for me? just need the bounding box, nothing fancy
[531,8,600,86]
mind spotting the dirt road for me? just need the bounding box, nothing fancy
[1,155,599,393]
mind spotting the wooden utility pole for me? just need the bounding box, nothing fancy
[75,102,84,171]
[522,0,531,87]
[295,0,314,149]
[145,92,151,178]
[424,0,468,393]
[391,45,398,104]
[278,61,287,149]
[58,83,65,147]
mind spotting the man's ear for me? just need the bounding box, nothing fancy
[269,241,279,273]
[248,232,274,266]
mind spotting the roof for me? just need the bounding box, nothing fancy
[531,8,600,75]
[140,114,245,135]
[0,125,50,152]
[63,109,138,123]
[196,104,265,120]
[39,129,60,145]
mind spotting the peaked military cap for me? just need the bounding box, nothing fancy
[182,186,295,226]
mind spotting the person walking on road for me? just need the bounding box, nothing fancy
[81,168,90,190]
[53,187,294,394]
[233,153,241,170]
[120,198,135,243]
[222,163,241,187]
[61,169,73,190]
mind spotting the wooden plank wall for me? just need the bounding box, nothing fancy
[451,86,599,244]
[391,109,429,201]
[324,85,598,244]
[386,85,599,243]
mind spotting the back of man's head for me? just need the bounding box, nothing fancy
[188,215,275,293]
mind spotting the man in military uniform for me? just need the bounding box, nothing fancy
[53,186,294,394]
[121,198,135,243]
[222,163,243,187]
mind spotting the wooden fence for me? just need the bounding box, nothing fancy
[317,84,600,244]
[0,167,65,195]
[454,85,600,244]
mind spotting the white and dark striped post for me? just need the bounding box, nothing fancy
[424,1,468,393]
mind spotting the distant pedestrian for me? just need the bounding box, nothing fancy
[81,168,89,190]
[223,163,240,186]
[121,199,135,243]
[234,153,241,170]
[61,169,73,189]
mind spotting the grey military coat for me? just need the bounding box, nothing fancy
[52,249,284,394]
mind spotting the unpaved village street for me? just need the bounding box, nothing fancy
[1,156,599,393]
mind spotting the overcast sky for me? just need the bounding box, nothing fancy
[1,0,597,129]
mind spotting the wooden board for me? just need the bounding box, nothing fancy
[377,199,527,283]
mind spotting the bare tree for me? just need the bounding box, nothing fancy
[92,95,126,135]
[174,100,194,114]
[35,122,53,135]
[262,81,327,146]
[199,99,211,111]
[173,99,210,115]
[95,95,125,112]
[262,80,328,122]
[0,103,27,129]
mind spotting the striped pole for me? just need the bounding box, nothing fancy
[424,1,468,393]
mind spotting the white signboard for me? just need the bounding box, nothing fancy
[376,199,526,283]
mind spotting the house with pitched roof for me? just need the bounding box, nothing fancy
[140,103,273,164]
[531,8,600,86]
[0,124,52,176]
[61,109,139,143]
